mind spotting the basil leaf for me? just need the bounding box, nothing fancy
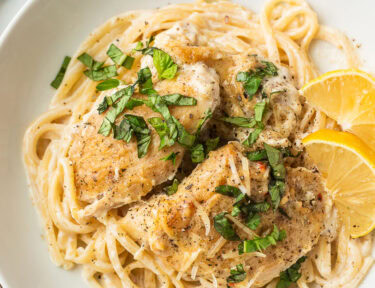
[213,212,240,241]
[125,114,151,158]
[269,180,285,210]
[160,152,179,165]
[243,76,262,99]
[215,185,242,198]
[148,117,175,149]
[105,92,132,123]
[165,178,179,196]
[107,44,127,65]
[173,116,196,147]
[162,94,197,106]
[254,100,267,122]
[78,52,104,70]
[261,60,278,76]
[98,118,113,136]
[50,56,71,89]
[84,65,118,81]
[126,98,145,110]
[113,118,133,142]
[153,49,178,79]
[243,125,263,147]
[277,257,306,288]
[239,225,286,254]
[220,117,256,128]
[191,144,205,163]
[96,79,121,91]
[246,213,261,230]
[247,149,267,161]
[97,86,134,114]
[264,143,286,180]
[205,137,220,154]
[227,264,246,284]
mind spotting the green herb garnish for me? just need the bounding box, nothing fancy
[106,44,135,69]
[236,60,278,100]
[264,143,286,180]
[125,114,151,158]
[96,79,121,91]
[50,56,71,89]
[78,52,118,81]
[213,212,240,241]
[160,152,179,165]
[148,117,175,149]
[191,143,205,163]
[246,213,261,230]
[165,178,179,195]
[227,264,246,284]
[238,224,286,254]
[161,94,197,106]
[205,137,220,154]
[277,257,306,288]
[215,185,242,198]
[269,180,285,210]
[113,118,133,142]
[247,149,268,161]
[219,117,256,128]
[153,48,178,79]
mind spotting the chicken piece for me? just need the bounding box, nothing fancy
[153,21,302,144]
[122,143,327,287]
[68,62,219,217]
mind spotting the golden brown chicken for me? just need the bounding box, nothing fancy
[122,143,326,287]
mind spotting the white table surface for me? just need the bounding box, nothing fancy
[0,0,28,35]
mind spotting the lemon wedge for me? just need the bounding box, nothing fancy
[301,69,375,148]
[303,129,375,238]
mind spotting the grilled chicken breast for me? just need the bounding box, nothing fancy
[122,143,326,287]
[68,62,220,217]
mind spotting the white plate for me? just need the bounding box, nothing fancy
[0,0,374,287]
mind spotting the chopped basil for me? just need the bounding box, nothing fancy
[247,149,268,161]
[243,125,264,147]
[215,185,242,198]
[277,257,306,288]
[227,264,246,284]
[84,65,118,81]
[96,79,121,91]
[106,43,135,70]
[213,212,240,241]
[113,118,133,142]
[238,224,286,254]
[160,152,179,165]
[161,94,197,106]
[78,52,103,70]
[50,56,71,89]
[269,180,285,210]
[148,117,175,149]
[219,116,256,128]
[126,98,145,110]
[165,178,179,196]
[191,144,205,163]
[173,116,196,147]
[98,118,112,136]
[205,137,220,154]
[125,114,151,158]
[153,48,178,79]
[134,35,155,54]
[246,213,261,230]
[264,143,286,180]
[254,100,267,122]
[97,86,134,114]
[236,60,278,99]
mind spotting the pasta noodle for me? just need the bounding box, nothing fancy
[23,0,373,287]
